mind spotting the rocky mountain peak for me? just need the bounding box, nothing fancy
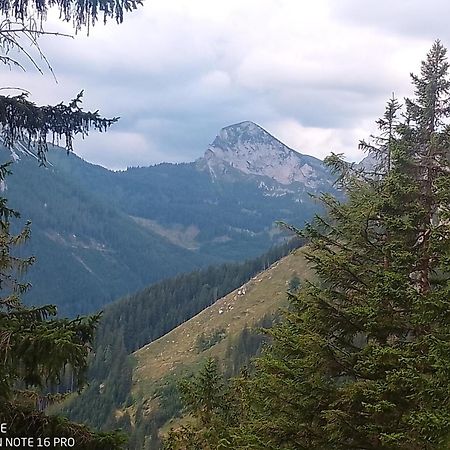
[211,121,291,155]
[202,121,327,187]
[213,121,271,146]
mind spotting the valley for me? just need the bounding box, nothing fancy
[2,121,335,447]
[60,241,310,449]
[1,121,335,316]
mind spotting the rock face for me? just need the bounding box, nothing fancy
[202,121,328,188]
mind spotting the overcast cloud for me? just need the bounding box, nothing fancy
[0,0,447,169]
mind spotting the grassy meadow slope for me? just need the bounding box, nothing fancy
[133,246,312,399]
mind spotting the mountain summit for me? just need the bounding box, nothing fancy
[202,121,326,187]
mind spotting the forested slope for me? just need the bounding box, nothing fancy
[61,240,302,440]
[2,150,214,315]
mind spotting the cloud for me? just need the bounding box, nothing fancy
[74,131,160,169]
[331,0,450,42]
[267,118,375,162]
[0,0,445,168]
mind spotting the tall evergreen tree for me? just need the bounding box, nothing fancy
[221,41,450,450]
[404,40,450,297]
[359,93,402,175]
[164,358,236,450]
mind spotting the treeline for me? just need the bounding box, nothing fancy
[61,238,302,435]
[94,238,301,355]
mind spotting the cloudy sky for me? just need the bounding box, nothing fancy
[1,0,448,169]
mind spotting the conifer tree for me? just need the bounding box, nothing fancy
[359,94,402,175]
[0,164,126,448]
[226,41,450,450]
[0,0,142,161]
[164,358,236,450]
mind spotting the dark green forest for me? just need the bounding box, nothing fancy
[0,0,449,445]
[48,146,329,254]
[0,152,217,316]
[0,0,143,445]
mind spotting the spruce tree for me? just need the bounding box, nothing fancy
[229,41,450,450]
[164,358,235,450]
[0,0,141,160]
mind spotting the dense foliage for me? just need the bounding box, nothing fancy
[0,0,143,317]
[163,358,233,450]
[0,0,138,443]
[2,149,214,316]
[0,92,118,162]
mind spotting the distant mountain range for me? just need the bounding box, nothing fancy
[2,121,337,316]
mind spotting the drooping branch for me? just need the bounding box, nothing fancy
[0,0,142,32]
[0,19,73,75]
[0,90,119,162]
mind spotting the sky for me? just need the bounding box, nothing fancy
[1,0,449,169]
